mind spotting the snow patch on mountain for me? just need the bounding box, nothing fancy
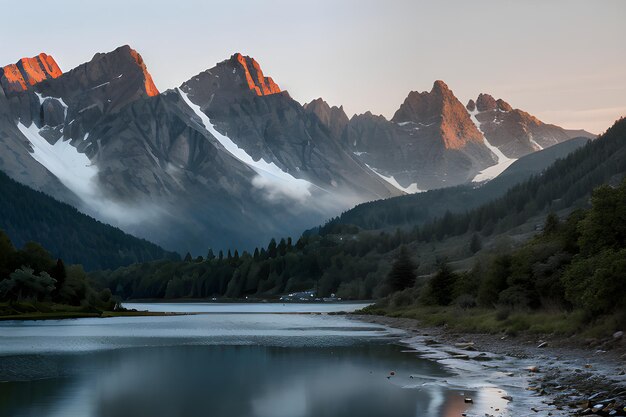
[35,92,68,119]
[17,122,155,226]
[366,164,422,194]
[178,88,313,202]
[18,122,98,199]
[468,109,517,182]
[528,133,544,151]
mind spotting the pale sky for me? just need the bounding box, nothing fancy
[1,0,624,133]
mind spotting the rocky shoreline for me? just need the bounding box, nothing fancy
[353,315,626,417]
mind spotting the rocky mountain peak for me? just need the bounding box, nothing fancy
[392,80,484,150]
[496,98,512,112]
[0,53,62,94]
[230,53,281,96]
[466,99,476,112]
[392,80,459,122]
[91,45,159,96]
[474,94,512,113]
[304,98,349,138]
[432,79,452,94]
[476,93,497,112]
[53,45,160,99]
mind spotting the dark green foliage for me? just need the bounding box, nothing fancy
[0,171,178,270]
[577,183,626,255]
[559,181,626,315]
[562,249,626,315]
[95,233,389,301]
[0,267,56,301]
[427,260,459,306]
[477,255,512,307]
[386,246,417,292]
[474,179,626,315]
[543,213,560,235]
[0,230,115,309]
[469,233,482,254]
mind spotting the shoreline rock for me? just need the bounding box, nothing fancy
[352,314,626,416]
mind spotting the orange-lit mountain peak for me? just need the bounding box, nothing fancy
[392,80,484,150]
[230,53,281,96]
[17,53,63,85]
[0,53,62,93]
[127,47,159,97]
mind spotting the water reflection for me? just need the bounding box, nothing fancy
[0,307,505,417]
[1,344,476,417]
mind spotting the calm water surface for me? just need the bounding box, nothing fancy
[0,303,480,417]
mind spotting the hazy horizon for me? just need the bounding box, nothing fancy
[1,0,624,133]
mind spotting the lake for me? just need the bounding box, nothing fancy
[0,303,504,417]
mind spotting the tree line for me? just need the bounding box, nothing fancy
[0,230,116,310]
[382,179,626,320]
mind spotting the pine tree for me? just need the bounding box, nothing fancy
[429,259,458,306]
[51,259,66,296]
[184,252,193,262]
[278,239,287,256]
[543,212,560,235]
[469,233,482,254]
[207,249,215,260]
[268,239,277,258]
[386,245,417,292]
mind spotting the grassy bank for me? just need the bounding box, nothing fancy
[360,304,624,339]
[0,302,179,321]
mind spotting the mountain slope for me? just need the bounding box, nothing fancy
[0,170,178,270]
[466,93,596,159]
[0,48,402,253]
[320,136,592,232]
[179,53,399,199]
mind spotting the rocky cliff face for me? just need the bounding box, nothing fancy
[466,93,595,158]
[232,53,281,96]
[304,98,349,140]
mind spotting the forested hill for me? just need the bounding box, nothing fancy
[318,137,590,233]
[0,171,179,270]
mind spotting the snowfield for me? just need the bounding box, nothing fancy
[18,122,98,199]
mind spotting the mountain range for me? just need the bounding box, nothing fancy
[0,45,595,253]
